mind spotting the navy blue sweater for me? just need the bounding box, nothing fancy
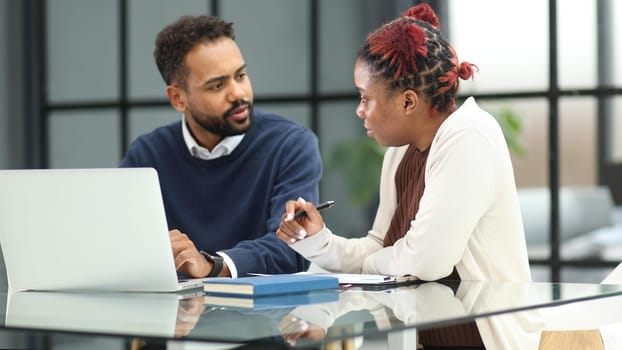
[120,110,322,275]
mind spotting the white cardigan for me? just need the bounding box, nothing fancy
[292,97,531,282]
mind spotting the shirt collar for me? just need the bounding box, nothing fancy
[181,115,245,160]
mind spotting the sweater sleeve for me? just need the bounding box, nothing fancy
[119,138,151,168]
[221,127,323,275]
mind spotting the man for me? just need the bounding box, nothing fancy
[121,15,322,278]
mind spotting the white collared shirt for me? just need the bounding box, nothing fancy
[180,115,243,277]
[181,115,245,160]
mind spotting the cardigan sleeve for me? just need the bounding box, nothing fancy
[289,146,408,273]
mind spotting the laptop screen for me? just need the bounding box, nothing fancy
[0,168,184,292]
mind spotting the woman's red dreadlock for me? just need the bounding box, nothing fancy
[368,22,427,80]
[358,3,478,113]
[402,3,440,30]
[438,47,478,94]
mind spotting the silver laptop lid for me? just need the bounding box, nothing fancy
[0,168,181,292]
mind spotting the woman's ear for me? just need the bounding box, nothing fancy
[402,90,418,114]
[166,85,186,113]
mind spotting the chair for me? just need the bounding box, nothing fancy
[539,330,604,350]
[519,186,615,260]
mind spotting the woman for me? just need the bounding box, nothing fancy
[277,4,530,283]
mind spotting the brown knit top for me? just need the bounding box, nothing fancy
[381,145,484,348]
[383,145,429,247]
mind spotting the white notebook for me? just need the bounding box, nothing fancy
[330,273,419,286]
[0,168,203,293]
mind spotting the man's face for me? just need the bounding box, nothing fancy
[178,38,254,145]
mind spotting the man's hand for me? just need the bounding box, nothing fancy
[169,229,212,277]
[175,295,206,337]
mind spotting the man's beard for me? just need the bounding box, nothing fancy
[189,100,253,137]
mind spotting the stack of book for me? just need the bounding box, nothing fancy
[202,274,340,309]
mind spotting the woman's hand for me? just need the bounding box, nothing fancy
[278,313,326,346]
[276,197,324,244]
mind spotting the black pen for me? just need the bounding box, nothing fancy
[293,200,335,219]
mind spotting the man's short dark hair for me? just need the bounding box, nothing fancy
[154,15,235,89]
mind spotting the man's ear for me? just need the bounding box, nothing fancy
[403,90,418,115]
[166,85,186,113]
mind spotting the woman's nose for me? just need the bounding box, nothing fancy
[355,104,365,119]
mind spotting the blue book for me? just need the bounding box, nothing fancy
[203,289,339,310]
[202,274,339,297]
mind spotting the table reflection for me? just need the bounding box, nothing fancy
[2,280,622,349]
[280,281,622,349]
[4,290,201,338]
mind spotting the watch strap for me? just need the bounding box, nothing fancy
[200,250,224,277]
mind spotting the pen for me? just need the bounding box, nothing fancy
[293,200,335,219]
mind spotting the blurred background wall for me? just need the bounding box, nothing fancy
[1,0,622,281]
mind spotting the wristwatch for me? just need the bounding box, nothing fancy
[200,251,224,277]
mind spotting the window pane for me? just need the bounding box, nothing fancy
[221,0,310,95]
[560,97,597,186]
[254,103,311,129]
[603,97,622,207]
[558,97,622,265]
[448,0,549,93]
[47,0,119,103]
[128,107,179,145]
[611,98,622,162]
[0,0,11,169]
[476,98,549,187]
[558,0,597,89]
[613,0,622,86]
[561,267,613,284]
[531,265,550,282]
[128,0,209,100]
[319,100,375,238]
[49,109,120,168]
[318,0,372,93]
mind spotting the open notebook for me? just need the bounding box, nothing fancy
[0,168,203,292]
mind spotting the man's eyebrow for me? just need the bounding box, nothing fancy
[235,64,248,74]
[204,75,225,85]
[203,64,248,86]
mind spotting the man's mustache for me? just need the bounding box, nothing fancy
[224,100,252,118]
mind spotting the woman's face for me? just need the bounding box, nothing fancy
[353,59,411,147]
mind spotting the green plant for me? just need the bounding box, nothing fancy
[496,107,526,156]
[324,137,386,208]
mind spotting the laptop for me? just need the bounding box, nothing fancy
[0,168,204,293]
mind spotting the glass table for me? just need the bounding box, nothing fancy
[2,280,622,349]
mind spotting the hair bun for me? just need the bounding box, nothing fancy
[458,61,479,80]
[403,3,440,30]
